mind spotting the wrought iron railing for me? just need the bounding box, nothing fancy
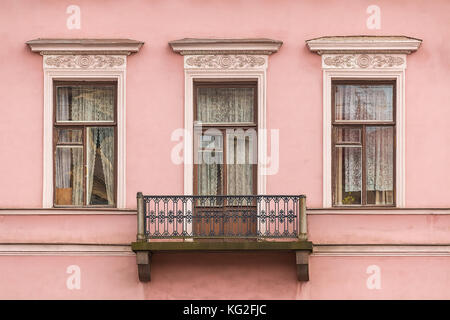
[136,194,307,240]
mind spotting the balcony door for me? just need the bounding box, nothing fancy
[193,81,258,238]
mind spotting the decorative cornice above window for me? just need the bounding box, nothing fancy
[169,38,282,70]
[306,36,422,55]
[26,38,144,55]
[169,38,283,55]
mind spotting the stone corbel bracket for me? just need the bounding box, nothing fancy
[169,38,282,69]
[306,36,422,70]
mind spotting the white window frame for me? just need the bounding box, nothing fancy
[184,69,267,196]
[306,36,422,208]
[169,38,282,197]
[323,69,404,208]
[26,39,143,208]
[43,70,126,208]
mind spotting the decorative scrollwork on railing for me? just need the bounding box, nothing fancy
[142,195,304,239]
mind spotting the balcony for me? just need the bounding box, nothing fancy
[131,193,313,282]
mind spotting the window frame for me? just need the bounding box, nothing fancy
[331,79,397,207]
[52,80,118,208]
[192,80,258,197]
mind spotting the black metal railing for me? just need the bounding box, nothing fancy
[136,194,307,240]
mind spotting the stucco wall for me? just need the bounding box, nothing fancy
[0,0,449,208]
[0,0,449,299]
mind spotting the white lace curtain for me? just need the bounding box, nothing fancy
[87,127,114,205]
[56,86,114,205]
[335,85,394,204]
[197,88,254,123]
[197,88,255,196]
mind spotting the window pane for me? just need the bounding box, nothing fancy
[86,127,115,205]
[335,84,393,121]
[366,126,394,205]
[55,146,83,205]
[56,85,115,122]
[335,127,361,144]
[226,130,256,195]
[197,133,223,196]
[57,129,82,144]
[197,87,254,123]
[334,146,362,205]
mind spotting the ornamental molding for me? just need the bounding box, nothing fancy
[306,36,422,55]
[184,54,267,69]
[26,38,144,56]
[322,54,406,69]
[44,55,126,69]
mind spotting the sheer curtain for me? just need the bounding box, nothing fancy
[56,85,115,206]
[198,135,222,196]
[196,87,255,196]
[99,128,115,204]
[226,134,254,195]
[86,128,98,205]
[335,85,394,205]
[366,127,394,204]
[197,88,254,123]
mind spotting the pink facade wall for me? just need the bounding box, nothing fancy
[0,255,449,300]
[1,0,449,208]
[0,0,449,299]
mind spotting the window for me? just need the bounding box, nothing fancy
[332,80,395,206]
[192,81,258,236]
[53,81,117,207]
[193,81,258,197]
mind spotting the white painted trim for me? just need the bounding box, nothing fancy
[306,36,422,54]
[43,67,127,208]
[0,244,134,256]
[322,69,406,208]
[0,244,449,257]
[183,68,268,196]
[26,38,144,55]
[313,245,450,257]
[0,209,135,215]
[307,208,450,215]
[169,38,282,55]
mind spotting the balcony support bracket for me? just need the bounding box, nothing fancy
[296,250,310,281]
[136,251,152,282]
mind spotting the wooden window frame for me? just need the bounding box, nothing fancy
[53,80,118,208]
[331,79,396,207]
[193,80,258,197]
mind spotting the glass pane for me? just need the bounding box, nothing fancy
[86,127,115,205]
[56,85,115,122]
[197,87,254,123]
[366,126,394,205]
[335,84,393,121]
[55,146,83,205]
[197,133,223,196]
[57,129,82,144]
[226,130,256,196]
[334,146,362,205]
[335,127,361,144]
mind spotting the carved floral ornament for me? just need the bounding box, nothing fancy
[44,55,126,69]
[184,54,267,69]
[322,54,405,69]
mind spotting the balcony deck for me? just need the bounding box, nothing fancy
[131,193,312,282]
